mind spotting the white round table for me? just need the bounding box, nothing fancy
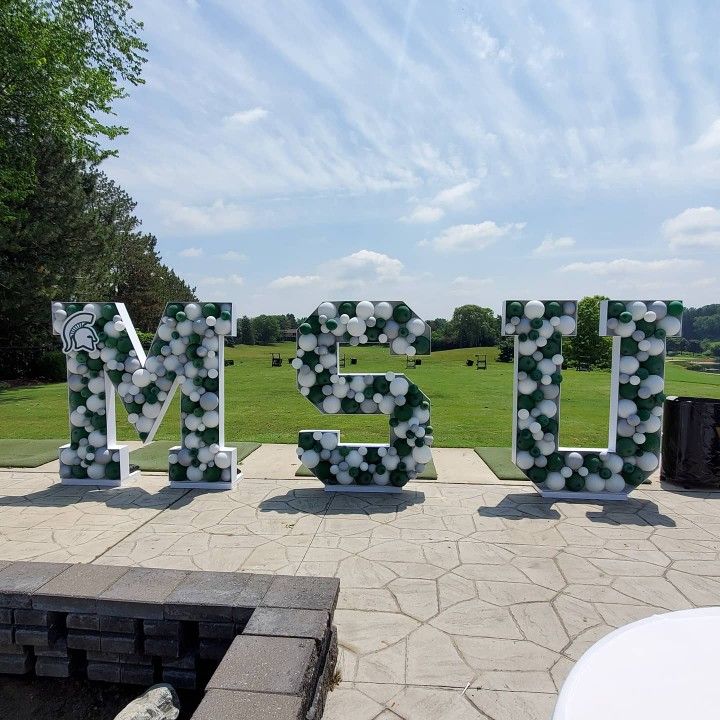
[554,607,720,720]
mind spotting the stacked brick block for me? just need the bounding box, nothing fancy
[0,561,339,720]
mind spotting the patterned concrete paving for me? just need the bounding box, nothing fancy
[1,444,719,719]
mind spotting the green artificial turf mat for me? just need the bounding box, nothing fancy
[474,447,528,481]
[0,439,64,468]
[131,441,260,472]
[296,458,438,480]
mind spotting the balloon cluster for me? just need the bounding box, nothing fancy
[503,299,682,494]
[52,301,234,483]
[295,301,432,488]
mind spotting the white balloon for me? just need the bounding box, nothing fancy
[585,473,605,493]
[301,450,320,469]
[659,315,681,336]
[374,302,393,320]
[628,301,647,321]
[566,452,584,470]
[516,451,534,470]
[214,451,231,468]
[557,315,576,335]
[355,301,374,320]
[606,474,626,493]
[545,472,565,491]
[298,333,318,351]
[525,300,545,319]
[618,399,638,418]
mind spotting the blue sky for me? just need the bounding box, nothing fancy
[105,0,720,319]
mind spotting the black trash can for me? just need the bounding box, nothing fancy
[662,396,720,488]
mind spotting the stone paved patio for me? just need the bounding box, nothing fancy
[2,444,720,719]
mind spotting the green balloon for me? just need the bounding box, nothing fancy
[609,301,626,318]
[315,461,333,481]
[341,398,359,413]
[390,470,409,487]
[393,304,412,323]
[616,437,637,457]
[545,301,562,318]
[528,466,548,483]
[566,474,585,492]
[299,434,315,450]
[667,300,683,317]
[413,335,431,355]
[507,301,524,317]
[547,453,564,471]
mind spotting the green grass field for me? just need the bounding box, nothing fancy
[2,342,719,448]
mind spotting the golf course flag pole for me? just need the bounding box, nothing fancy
[294,300,432,492]
[51,301,237,489]
[503,299,683,500]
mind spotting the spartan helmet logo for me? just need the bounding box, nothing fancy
[61,311,99,353]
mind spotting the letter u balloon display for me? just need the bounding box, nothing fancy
[502,299,683,500]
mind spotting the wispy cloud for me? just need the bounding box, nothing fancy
[400,205,445,224]
[180,247,203,257]
[662,207,720,249]
[691,119,720,152]
[198,274,244,286]
[224,107,268,126]
[430,222,525,252]
[218,250,247,261]
[432,180,480,208]
[269,274,320,289]
[560,258,700,275]
[534,236,576,254]
[161,200,251,235]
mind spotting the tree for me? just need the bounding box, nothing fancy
[239,316,254,345]
[446,305,500,348]
[251,315,281,345]
[496,336,514,362]
[0,138,195,378]
[1,0,147,222]
[564,295,612,370]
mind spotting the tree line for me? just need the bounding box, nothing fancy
[1,1,196,381]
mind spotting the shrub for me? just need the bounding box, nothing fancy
[33,350,67,381]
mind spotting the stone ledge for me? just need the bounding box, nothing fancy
[0,561,339,719]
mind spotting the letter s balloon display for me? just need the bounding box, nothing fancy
[294,301,432,492]
[503,299,683,500]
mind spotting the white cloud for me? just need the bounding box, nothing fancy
[533,236,576,254]
[218,250,247,261]
[161,199,251,235]
[464,22,512,62]
[180,247,203,257]
[224,107,268,125]
[692,119,720,152]
[268,250,405,297]
[329,249,404,285]
[433,180,480,208]
[400,181,479,223]
[400,205,445,223]
[431,222,525,251]
[661,207,720,249]
[269,274,320,289]
[560,258,700,275]
[198,274,244,286]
